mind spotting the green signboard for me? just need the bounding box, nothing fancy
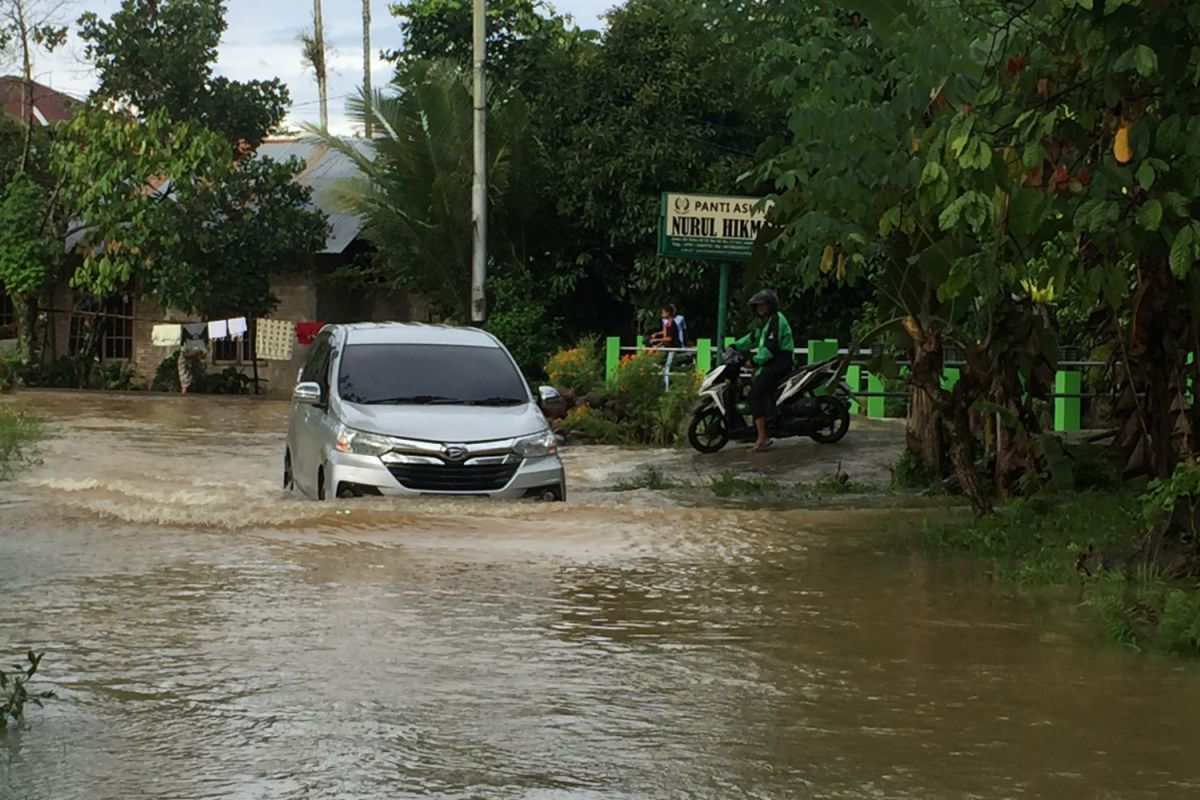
[657,192,772,261]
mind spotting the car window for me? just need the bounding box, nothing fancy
[301,332,332,387]
[337,343,529,406]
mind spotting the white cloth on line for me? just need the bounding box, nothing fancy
[255,318,294,361]
[208,319,228,340]
[228,317,248,338]
[151,324,181,347]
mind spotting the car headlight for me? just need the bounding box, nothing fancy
[334,425,393,456]
[512,429,558,458]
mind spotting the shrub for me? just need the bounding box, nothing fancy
[0,350,22,393]
[1,650,53,731]
[95,360,138,391]
[615,351,665,440]
[152,351,182,392]
[545,336,604,395]
[198,367,262,395]
[485,270,560,379]
[0,406,39,480]
[560,404,629,443]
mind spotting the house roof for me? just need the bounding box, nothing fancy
[258,138,372,255]
[0,76,77,125]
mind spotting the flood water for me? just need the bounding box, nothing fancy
[3,392,1200,799]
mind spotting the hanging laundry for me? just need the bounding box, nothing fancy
[207,319,228,340]
[227,317,248,338]
[151,324,181,347]
[295,321,324,345]
[256,318,294,361]
[181,323,208,353]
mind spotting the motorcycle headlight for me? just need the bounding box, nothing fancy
[334,425,393,456]
[512,429,558,458]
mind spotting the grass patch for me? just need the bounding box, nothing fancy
[612,466,676,492]
[922,491,1139,582]
[710,470,780,498]
[0,406,40,480]
[922,489,1200,657]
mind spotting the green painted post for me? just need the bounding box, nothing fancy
[807,338,838,366]
[847,365,861,414]
[1055,370,1081,432]
[724,336,736,348]
[716,262,730,348]
[636,335,644,353]
[942,367,960,390]
[696,338,712,373]
[867,372,885,418]
[605,336,620,385]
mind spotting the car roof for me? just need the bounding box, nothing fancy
[336,322,501,348]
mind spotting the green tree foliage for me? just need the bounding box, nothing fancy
[68,0,327,327]
[310,62,542,322]
[750,0,1200,515]
[78,0,288,146]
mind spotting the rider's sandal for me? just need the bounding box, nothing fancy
[749,440,774,453]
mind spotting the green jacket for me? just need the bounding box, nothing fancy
[733,312,794,373]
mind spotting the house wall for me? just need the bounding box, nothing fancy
[42,269,425,398]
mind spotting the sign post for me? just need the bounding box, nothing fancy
[657,192,771,353]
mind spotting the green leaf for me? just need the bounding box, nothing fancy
[920,161,942,185]
[879,206,901,237]
[1135,45,1158,77]
[1136,163,1156,190]
[1170,225,1195,278]
[1022,142,1044,168]
[1077,0,1093,9]
[1137,199,1163,231]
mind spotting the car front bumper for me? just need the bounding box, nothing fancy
[325,448,566,500]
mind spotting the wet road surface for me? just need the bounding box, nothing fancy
[2,391,1199,799]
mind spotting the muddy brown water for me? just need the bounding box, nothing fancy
[2,391,1200,799]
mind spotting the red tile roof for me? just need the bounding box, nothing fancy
[0,76,78,125]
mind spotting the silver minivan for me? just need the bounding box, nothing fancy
[284,323,566,501]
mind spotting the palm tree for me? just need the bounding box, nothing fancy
[306,62,540,322]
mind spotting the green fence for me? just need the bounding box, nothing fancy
[602,336,1094,432]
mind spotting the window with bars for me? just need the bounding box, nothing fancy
[69,292,134,361]
[212,333,253,363]
[102,294,134,360]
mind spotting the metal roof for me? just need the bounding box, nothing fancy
[258,138,373,255]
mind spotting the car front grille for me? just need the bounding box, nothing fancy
[387,461,519,492]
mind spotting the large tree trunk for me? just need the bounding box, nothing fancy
[905,326,947,475]
[14,293,37,366]
[948,393,994,517]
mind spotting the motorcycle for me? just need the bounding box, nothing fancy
[686,348,853,454]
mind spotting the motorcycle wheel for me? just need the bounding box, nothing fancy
[809,396,850,444]
[688,410,730,453]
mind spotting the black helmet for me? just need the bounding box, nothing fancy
[748,289,779,314]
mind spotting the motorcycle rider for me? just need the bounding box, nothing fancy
[732,289,795,452]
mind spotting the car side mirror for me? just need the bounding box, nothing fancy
[537,385,561,408]
[293,381,322,406]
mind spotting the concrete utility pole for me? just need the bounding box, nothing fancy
[313,0,328,129]
[362,0,372,138]
[470,0,487,323]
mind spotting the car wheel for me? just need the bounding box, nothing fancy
[283,450,295,492]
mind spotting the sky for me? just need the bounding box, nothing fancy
[6,0,614,134]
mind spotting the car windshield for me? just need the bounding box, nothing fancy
[337,343,530,406]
